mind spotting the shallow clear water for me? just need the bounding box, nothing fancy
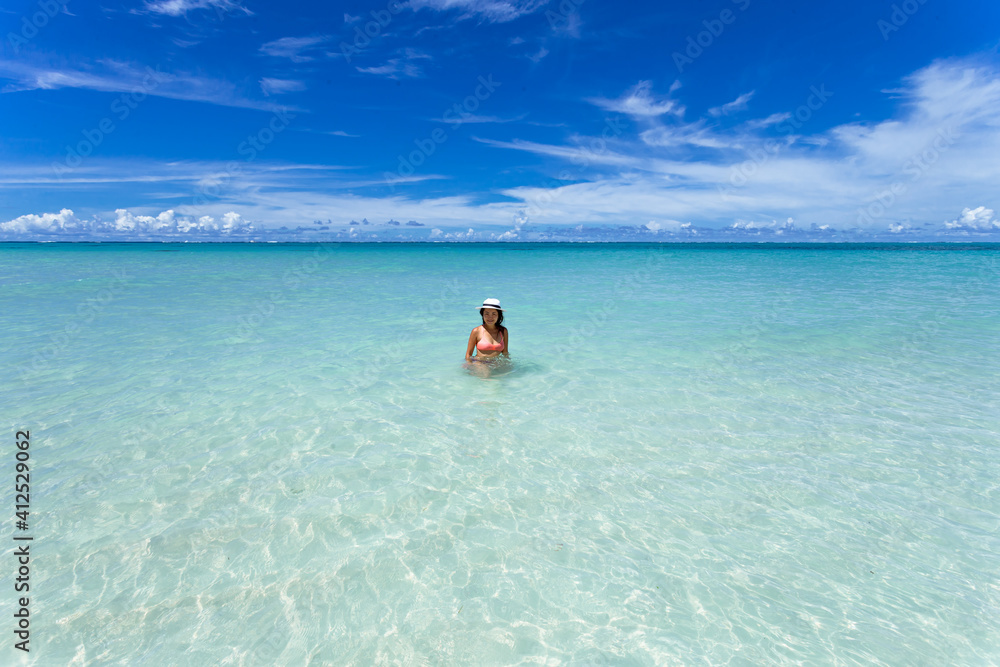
[3,242,1000,665]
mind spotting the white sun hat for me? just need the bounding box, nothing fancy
[476,298,503,311]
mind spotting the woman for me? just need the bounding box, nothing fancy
[464,298,509,375]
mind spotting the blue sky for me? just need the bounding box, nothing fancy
[1,0,999,241]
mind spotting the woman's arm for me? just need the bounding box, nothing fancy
[502,327,509,356]
[465,327,479,362]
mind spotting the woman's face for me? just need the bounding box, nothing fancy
[482,308,498,325]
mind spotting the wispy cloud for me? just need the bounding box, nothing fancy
[356,48,432,79]
[639,121,737,149]
[0,160,351,189]
[527,47,549,63]
[588,80,684,119]
[709,91,754,117]
[434,112,527,124]
[259,36,330,63]
[549,9,582,38]
[357,60,421,78]
[143,0,249,17]
[472,137,641,169]
[0,59,290,111]
[745,112,791,130]
[260,77,306,96]
[406,0,548,23]
[480,56,1000,230]
[4,55,998,241]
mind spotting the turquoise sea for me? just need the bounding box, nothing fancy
[3,242,1000,665]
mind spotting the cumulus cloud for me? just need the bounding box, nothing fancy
[0,208,80,234]
[645,220,692,233]
[113,209,252,234]
[730,218,799,234]
[944,206,999,231]
[0,208,254,238]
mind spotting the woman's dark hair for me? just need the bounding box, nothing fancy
[480,308,505,332]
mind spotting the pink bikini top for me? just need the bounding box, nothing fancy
[477,329,504,352]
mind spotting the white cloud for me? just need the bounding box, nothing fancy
[745,112,792,130]
[5,57,999,241]
[112,209,253,234]
[260,77,306,96]
[473,136,642,169]
[221,211,246,231]
[0,208,79,234]
[640,121,734,149]
[357,60,420,78]
[0,208,253,237]
[552,10,582,38]
[357,49,431,79]
[709,91,754,117]
[527,47,549,63]
[645,220,691,233]
[588,80,684,118]
[483,55,1000,231]
[944,206,998,230]
[259,36,329,63]
[730,218,797,233]
[832,59,1000,169]
[144,0,248,17]
[434,112,527,124]
[0,59,288,111]
[407,0,547,23]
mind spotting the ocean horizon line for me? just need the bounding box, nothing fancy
[3,239,1000,247]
